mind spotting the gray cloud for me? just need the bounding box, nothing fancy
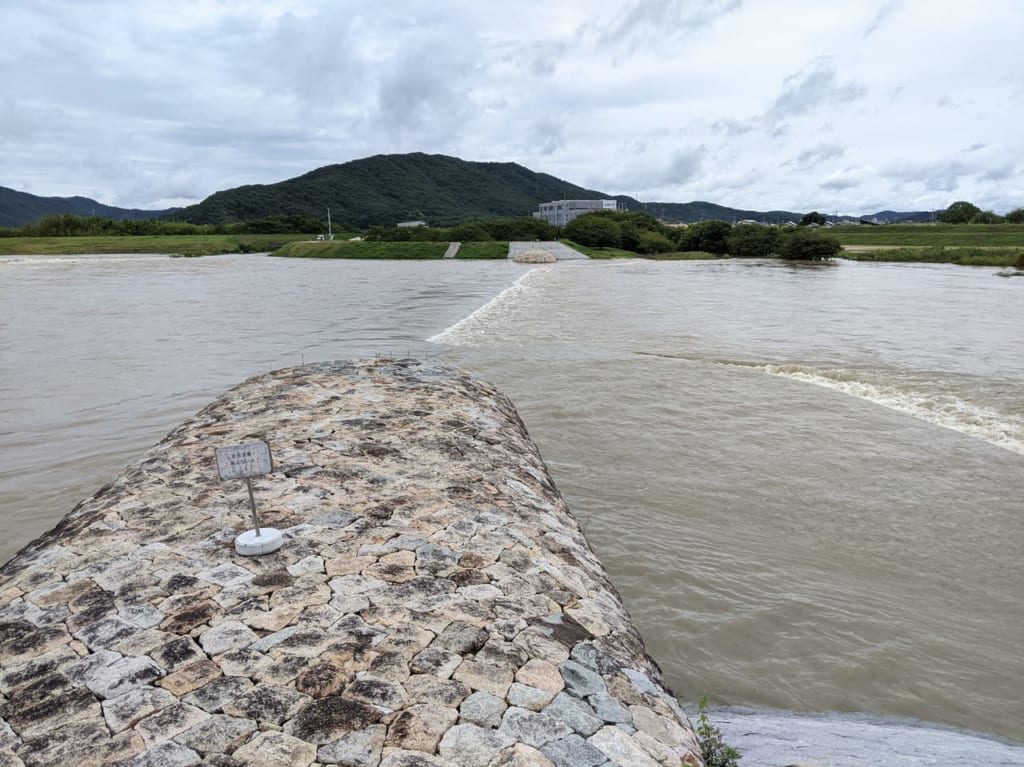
[864,0,902,37]
[528,118,565,156]
[883,160,974,193]
[820,167,867,191]
[978,164,1017,182]
[590,0,743,48]
[661,148,705,185]
[788,144,846,169]
[525,41,568,77]
[589,145,706,197]
[258,8,368,107]
[767,58,867,125]
[711,118,757,137]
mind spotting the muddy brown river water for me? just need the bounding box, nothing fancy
[1,253,1021,760]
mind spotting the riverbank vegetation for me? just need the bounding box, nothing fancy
[696,695,742,767]
[842,246,1024,267]
[273,241,447,259]
[0,212,333,238]
[0,233,312,256]
[453,242,510,259]
[829,223,1024,247]
[5,206,1023,266]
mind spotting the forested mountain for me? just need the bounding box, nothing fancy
[170,153,639,228]
[0,186,175,227]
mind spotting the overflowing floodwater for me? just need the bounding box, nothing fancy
[1,253,1021,761]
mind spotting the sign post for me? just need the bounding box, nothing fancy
[215,440,282,556]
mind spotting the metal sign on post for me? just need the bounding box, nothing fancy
[215,440,282,556]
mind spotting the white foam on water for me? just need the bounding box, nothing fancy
[0,253,173,267]
[746,361,1024,455]
[707,706,1024,767]
[428,266,552,347]
[638,352,1023,455]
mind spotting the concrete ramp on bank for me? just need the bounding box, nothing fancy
[0,359,702,767]
[509,242,589,261]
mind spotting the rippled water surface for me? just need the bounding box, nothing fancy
[1,253,1021,752]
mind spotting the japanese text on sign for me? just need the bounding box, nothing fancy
[215,441,273,480]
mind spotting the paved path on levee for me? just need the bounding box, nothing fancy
[508,242,589,261]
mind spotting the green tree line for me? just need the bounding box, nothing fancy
[938,201,1024,224]
[563,211,841,260]
[0,213,327,238]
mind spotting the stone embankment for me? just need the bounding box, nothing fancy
[507,242,588,261]
[0,360,702,767]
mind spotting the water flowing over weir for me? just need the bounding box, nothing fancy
[0,360,704,767]
[429,259,1024,760]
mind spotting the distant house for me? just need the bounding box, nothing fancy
[397,220,427,228]
[533,199,620,227]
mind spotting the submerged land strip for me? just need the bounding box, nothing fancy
[0,359,703,767]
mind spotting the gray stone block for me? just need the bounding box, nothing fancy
[438,723,515,767]
[540,734,608,767]
[173,714,257,755]
[499,706,573,748]
[558,660,606,699]
[317,724,385,766]
[120,741,201,767]
[543,693,603,737]
[588,692,632,725]
[459,690,507,728]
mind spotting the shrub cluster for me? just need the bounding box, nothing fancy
[563,211,676,253]
[565,212,840,259]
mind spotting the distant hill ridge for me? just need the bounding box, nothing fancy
[0,186,177,228]
[1,153,938,228]
[172,153,629,228]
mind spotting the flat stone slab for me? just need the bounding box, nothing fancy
[0,359,701,766]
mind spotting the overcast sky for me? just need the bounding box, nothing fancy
[3,0,1022,214]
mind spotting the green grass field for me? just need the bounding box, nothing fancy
[842,246,1024,267]
[454,241,509,259]
[830,224,1024,247]
[274,240,448,259]
[0,233,313,256]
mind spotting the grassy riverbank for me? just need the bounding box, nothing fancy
[0,233,313,256]
[454,241,510,259]
[274,240,447,259]
[830,223,1024,247]
[842,246,1024,267]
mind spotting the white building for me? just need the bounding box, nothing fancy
[533,199,620,227]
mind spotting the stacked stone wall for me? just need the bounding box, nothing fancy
[0,360,702,767]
